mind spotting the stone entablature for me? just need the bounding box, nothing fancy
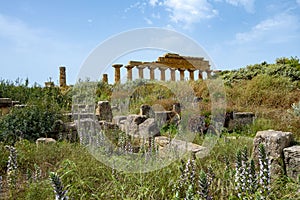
[108,53,214,84]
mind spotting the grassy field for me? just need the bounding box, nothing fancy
[0,57,300,199]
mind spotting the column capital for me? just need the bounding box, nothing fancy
[125,65,134,69]
[148,65,157,70]
[158,66,168,71]
[136,65,146,69]
[112,64,123,69]
[187,68,196,72]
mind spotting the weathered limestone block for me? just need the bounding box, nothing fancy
[112,115,127,126]
[63,122,78,142]
[124,115,147,137]
[225,112,255,131]
[96,101,113,122]
[154,111,176,128]
[283,145,300,181]
[253,130,293,178]
[36,138,56,145]
[138,118,160,138]
[140,104,155,118]
[155,136,207,159]
[188,115,206,133]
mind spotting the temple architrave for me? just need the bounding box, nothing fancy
[108,53,213,84]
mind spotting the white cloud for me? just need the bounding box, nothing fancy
[125,2,146,13]
[163,0,218,28]
[234,13,299,44]
[149,0,159,6]
[225,0,255,13]
[144,17,153,24]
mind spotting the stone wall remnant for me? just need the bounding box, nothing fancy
[96,101,113,122]
[283,145,300,182]
[253,130,293,178]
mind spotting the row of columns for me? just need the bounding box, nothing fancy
[111,64,212,84]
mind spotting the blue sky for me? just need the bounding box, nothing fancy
[0,0,300,85]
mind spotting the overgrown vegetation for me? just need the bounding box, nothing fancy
[0,56,299,199]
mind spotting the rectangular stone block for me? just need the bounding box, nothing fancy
[284,145,300,182]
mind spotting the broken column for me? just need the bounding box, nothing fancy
[59,66,66,87]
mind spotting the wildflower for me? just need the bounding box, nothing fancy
[235,149,242,198]
[258,144,270,199]
[33,164,41,182]
[6,145,18,190]
[198,170,209,199]
[248,159,257,194]
[49,172,69,200]
[0,175,2,194]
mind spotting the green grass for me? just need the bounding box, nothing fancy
[0,136,298,199]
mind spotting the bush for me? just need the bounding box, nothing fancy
[0,100,62,144]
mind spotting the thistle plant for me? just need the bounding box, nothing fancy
[235,149,243,198]
[241,147,249,194]
[6,145,18,191]
[0,175,2,195]
[248,159,257,195]
[235,147,258,199]
[33,164,41,182]
[198,170,210,200]
[49,172,69,200]
[258,144,270,199]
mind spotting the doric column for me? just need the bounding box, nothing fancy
[170,68,176,81]
[198,70,203,80]
[206,70,212,79]
[102,74,108,83]
[59,66,66,87]
[178,68,185,81]
[125,65,134,81]
[136,65,146,79]
[159,67,167,81]
[148,66,156,80]
[188,68,195,81]
[113,64,123,84]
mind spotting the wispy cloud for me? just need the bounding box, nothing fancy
[0,14,44,51]
[162,0,218,28]
[0,13,85,83]
[225,0,255,13]
[125,1,147,13]
[234,13,299,44]
[144,17,153,24]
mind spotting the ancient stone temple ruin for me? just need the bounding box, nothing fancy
[104,53,216,84]
[59,66,67,87]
